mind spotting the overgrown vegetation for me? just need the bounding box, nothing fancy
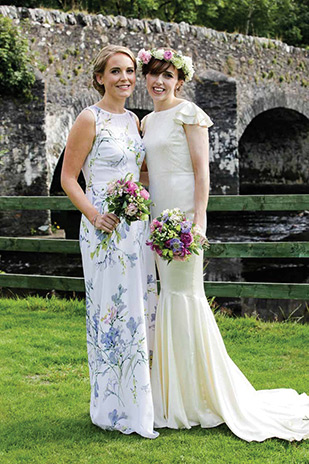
[0,16,35,98]
[0,296,308,463]
[5,0,309,48]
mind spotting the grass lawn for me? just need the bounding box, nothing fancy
[0,296,308,464]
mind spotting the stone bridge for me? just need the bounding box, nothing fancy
[0,5,308,234]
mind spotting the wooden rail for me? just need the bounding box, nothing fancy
[0,274,307,300]
[0,194,309,211]
[0,195,308,300]
[0,237,309,258]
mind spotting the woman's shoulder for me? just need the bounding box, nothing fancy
[174,100,214,128]
[141,111,155,134]
[125,109,141,131]
[73,107,97,127]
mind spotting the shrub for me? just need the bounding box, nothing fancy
[0,16,35,98]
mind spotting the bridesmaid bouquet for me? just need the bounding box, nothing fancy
[91,174,152,258]
[146,208,209,264]
[106,173,153,225]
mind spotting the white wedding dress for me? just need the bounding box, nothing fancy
[142,100,309,442]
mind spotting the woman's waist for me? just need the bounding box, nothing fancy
[85,175,140,189]
[149,170,194,177]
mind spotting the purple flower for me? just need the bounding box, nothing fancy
[101,327,120,348]
[126,316,138,336]
[181,220,192,233]
[151,219,163,231]
[164,50,173,60]
[108,409,128,427]
[170,238,184,253]
[155,246,163,257]
[180,232,193,246]
[109,351,118,365]
[148,243,163,256]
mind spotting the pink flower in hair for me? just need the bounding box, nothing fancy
[164,50,173,61]
[137,48,152,64]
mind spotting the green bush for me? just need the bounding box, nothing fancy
[0,16,35,98]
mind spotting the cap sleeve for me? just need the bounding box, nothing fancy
[174,101,213,128]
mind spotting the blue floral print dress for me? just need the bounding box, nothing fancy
[80,105,158,439]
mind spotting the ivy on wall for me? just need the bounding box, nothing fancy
[0,16,35,98]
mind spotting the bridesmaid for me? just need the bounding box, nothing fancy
[61,45,158,438]
[139,47,309,442]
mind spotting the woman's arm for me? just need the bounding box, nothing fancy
[61,109,118,233]
[184,124,210,233]
[140,159,149,186]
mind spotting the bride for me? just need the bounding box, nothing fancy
[138,47,309,442]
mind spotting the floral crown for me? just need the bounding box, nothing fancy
[137,48,194,82]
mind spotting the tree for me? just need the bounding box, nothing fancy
[1,0,308,47]
[0,16,35,98]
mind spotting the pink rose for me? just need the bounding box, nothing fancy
[164,50,173,61]
[138,49,152,64]
[140,188,150,200]
[125,180,138,196]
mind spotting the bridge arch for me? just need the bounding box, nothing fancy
[238,90,309,141]
[238,106,309,194]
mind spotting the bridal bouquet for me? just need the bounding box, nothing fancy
[91,174,153,258]
[106,173,152,225]
[146,208,209,264]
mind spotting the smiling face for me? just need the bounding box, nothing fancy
[96,52,136,100]
[146,64,183,107]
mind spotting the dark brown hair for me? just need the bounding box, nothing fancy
[92,45,136,96]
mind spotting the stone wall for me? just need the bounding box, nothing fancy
[0,72,49,235]
[0,5,308,234]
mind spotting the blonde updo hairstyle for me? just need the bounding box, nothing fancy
[92,44,137,96]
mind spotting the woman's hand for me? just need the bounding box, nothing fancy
[194,224,208,246]
[140,159,149,186]
[92,212,119,233]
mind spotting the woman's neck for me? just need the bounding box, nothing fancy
[96,95,126,114]
[153,97,184,113]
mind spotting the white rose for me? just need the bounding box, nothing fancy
[183,56,193,67]
[153,49,164,60]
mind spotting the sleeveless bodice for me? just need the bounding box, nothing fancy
[82,105,145,212]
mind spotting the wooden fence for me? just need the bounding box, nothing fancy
[0,195,308,300]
